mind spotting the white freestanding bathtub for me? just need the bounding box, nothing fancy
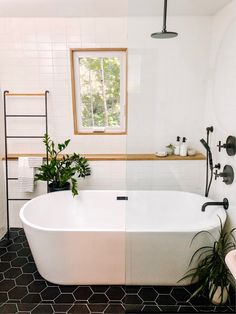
[20,190,226,285]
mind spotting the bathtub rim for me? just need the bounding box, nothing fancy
[19,190,227,233]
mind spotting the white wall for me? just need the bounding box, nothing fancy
[0,18,127,154]
[0,17,127,229]
[0,17,209,228]
[126,17,210,190]
[0,17,211,154]
[127,17,211,153]
[205,1,236,230]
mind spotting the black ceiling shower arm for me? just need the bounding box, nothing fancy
[163,0,168,32]
[151,0,178,39]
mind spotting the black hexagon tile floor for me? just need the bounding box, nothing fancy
[0,229,235,313]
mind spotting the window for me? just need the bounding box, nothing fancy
[70,48,127,135]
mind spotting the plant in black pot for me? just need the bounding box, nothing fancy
[35,134,91,196]
[180,218,236,305]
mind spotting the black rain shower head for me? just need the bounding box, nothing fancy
[200,138,213,171]
[151,0,178,39]
[151,31,178,39]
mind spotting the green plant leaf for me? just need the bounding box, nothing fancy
[35,135,91,196]
[180,217,236,304]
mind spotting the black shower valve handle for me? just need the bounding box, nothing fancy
[214,168,229,181]
[218,136,236,156]
[217,141,226,152]
[214,163,221,170]
[214,165,234,185]
[214,169,226,180]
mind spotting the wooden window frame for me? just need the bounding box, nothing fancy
[70,48,128,135]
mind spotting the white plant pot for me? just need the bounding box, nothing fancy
[166,148,174,155]
[210,284,229,305]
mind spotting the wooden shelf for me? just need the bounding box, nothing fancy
[2,153,205,161]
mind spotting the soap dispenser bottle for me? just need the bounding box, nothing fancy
[180,137,187,157]
[174,136,181,155]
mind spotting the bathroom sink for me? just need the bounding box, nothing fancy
[225,250,236,280]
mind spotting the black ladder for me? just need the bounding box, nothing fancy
[3,91,49,240]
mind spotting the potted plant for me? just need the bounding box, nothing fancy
[180,218,236,305]
[35,134,91,196]
[166,143,175,155]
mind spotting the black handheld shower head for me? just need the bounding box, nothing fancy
[200,138,209,150]
[201,128,214,197]
[200,138,213,171]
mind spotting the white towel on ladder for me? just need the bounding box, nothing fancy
[18,157,35,193]
[28,157,43,168]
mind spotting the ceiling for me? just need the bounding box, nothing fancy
[129,0,233,16]
[0,0,233,17]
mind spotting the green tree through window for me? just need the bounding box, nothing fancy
[71,48,127,134]
[79,57,121,128]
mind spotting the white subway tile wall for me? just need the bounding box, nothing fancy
[0,17,208,230]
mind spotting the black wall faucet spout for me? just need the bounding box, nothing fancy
[201,198,229,212]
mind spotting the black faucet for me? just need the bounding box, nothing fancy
[201,198,229,212]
